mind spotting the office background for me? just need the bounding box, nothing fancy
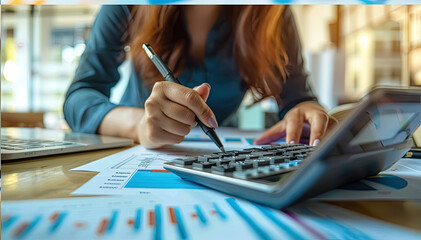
[1,5,421,130]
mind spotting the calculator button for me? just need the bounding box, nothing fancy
[239,154,259,160]
[193,162,216,170]
[274,149,286,155]
[232,170,251,179]
[250,159,271,167]
[289,161,300,167]
[252,151,276,157]
[198,155,218,162]
[257,166,272,174]
[174,157,197,166]
[262,156,290,164]
[211,165,236,174]
[233,169,259,179]
[213,152,234,157]
[210,159,231,166]
[243,148,261,152]
[237,150,252,155]
[233,162,254,171]
[225,150,241,156]
[223,156,246,162]
[261,146,278,151]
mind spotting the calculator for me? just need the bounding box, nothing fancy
[164,87,421,209]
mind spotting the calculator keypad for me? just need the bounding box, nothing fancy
[173,144,314,180]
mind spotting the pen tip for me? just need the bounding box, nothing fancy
[220,146,226,153]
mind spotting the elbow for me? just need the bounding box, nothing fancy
[63,94,79,132]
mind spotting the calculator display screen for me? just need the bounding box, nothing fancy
[349,104,419,147]
[335,94,421,154]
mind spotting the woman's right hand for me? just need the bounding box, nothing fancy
[137,81,218,149]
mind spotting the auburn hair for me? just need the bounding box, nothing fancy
[129,5,289,103]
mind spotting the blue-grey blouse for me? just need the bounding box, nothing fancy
[64,5,317,133]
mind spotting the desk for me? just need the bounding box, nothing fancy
[2,146,421,232]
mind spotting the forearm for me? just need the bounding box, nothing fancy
[98,106,145,142]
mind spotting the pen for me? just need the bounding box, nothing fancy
[142,43,226,153]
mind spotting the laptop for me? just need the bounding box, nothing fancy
[1,128,133,160]
[164,87,421,209]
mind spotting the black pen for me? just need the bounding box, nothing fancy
[142,44,226,153]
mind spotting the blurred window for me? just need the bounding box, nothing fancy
[1,5,99,128]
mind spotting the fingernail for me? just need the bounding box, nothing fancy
[289,141,295,144]
[313,139,320,146]
[208,117,218,128]
[203,83,211,89]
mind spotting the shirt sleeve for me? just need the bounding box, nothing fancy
[278,6,318,120]
[63,5,130,133]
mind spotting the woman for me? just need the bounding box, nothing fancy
[64,5,338,149]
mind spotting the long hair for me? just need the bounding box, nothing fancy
[129,5,288,103]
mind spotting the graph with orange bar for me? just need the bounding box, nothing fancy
[3,195,419,240]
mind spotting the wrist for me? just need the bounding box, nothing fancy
[295,101,326,111]
[98,106,145,141]
[127,108,145,142]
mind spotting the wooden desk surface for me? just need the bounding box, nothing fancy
[2,147,421,232]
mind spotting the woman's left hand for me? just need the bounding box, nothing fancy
[254,101,338,146]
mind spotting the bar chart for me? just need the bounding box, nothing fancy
[2,197,264,240]
[3,196,420,240]
[3,198,256,240]
[124,170,206,189]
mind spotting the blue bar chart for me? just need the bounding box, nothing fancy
[124,170,205,189]
[3,198,254,240]
[3,196,420,240]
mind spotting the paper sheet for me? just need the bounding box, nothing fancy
[71,169,217,196]
[71,127,267,172]
[2,196,420,240]
[71,128,269,196]
[71,126,285,196]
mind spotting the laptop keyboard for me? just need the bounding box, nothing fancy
[173,144,315,180]
[1,137,83,151]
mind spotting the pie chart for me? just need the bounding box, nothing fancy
[339,175,408,191]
